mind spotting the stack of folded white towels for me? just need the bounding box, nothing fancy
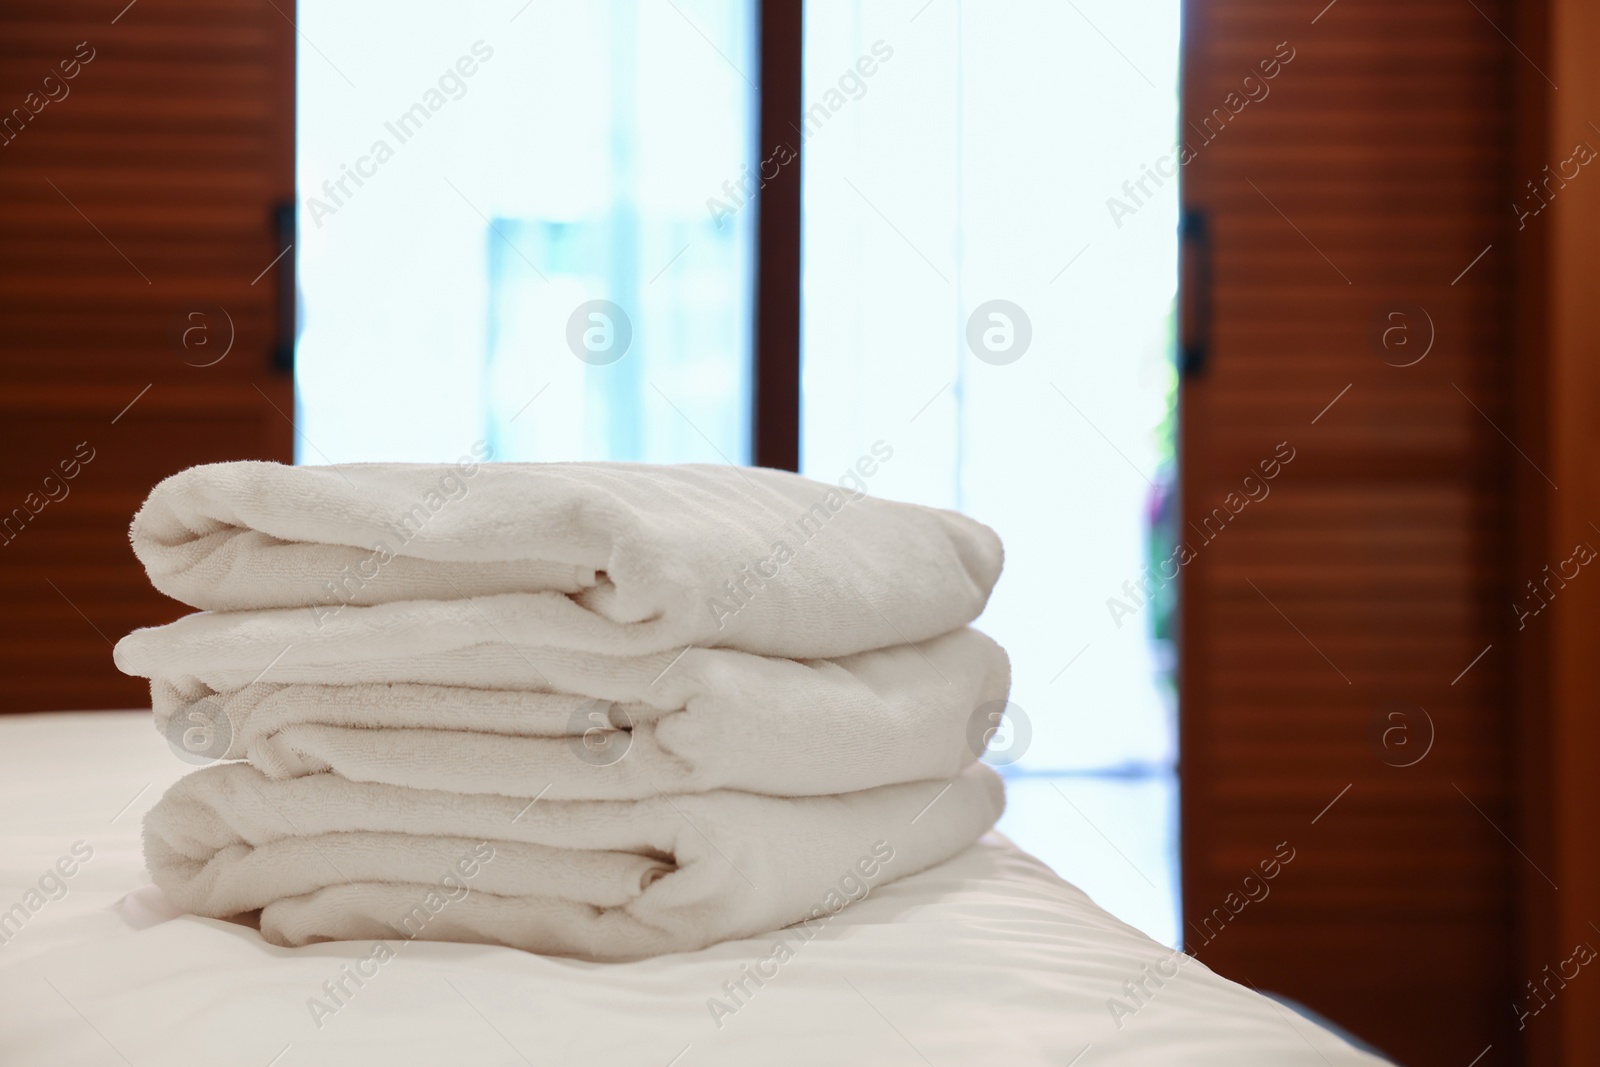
[114,458,1011,961]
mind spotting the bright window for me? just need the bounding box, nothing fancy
[297,0,1182,948]
[296,0,756,465]
[802,0,1183,946]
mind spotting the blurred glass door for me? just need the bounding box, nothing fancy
[297,0,1183,947]
[802,0,1182,945]
[296,0,756,465]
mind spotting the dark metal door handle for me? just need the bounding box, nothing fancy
[1179,208,1211,378]
[272,201,296,374]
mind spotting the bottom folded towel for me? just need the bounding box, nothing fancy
[143,762,1004,961]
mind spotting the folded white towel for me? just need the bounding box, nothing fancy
[129,460,1003,658]
[143,761,1004,961]
[125,620,1008,799]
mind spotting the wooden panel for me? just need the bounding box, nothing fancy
[1180,2,1519,1063]
[0,1,294,712]
[1511,0,1600,1063]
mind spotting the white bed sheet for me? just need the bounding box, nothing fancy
[0,712,1389,1066]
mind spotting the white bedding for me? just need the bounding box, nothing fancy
[0,712,1390,1066]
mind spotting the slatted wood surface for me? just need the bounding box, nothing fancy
[1180,1,1522,1063]
[0,0,294,712]
[1512,1,1600,1063]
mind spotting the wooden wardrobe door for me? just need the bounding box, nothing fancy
[0,1,294,712]
[1512,0,1600,1063]
[1179,2,1519,1063]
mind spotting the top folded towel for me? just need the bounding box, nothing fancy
[130,459,1003,658]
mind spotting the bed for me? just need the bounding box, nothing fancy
[0,712,1391,1066]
